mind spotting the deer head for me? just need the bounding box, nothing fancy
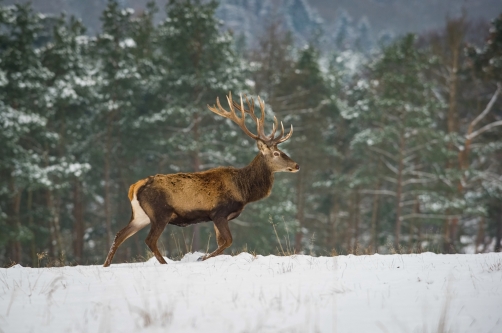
[208,92,300,173]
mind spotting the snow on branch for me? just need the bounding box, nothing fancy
[402,178,436,186]
[359,189,397,196]
[405,140,439,155]
[369,146,398,161]
[383,160,399,174]
[467,120,502,140]
[466,82,501,140]
[406,170,437,179]
[400,213,461,221]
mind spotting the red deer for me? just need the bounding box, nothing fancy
[103,93,299,267]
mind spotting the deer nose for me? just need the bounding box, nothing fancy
[295,164,300,170]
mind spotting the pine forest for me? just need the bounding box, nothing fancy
[1,0,502,267]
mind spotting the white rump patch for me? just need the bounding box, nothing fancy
[130,193,151,230]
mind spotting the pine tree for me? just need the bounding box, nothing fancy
[345,34,447,249]
[40,14,94,263]
[90,0,153,252]
[465,14,502,252]
[263,45,332,253]
[0,3,63,264]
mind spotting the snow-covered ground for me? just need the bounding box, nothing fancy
[1,252,501,333]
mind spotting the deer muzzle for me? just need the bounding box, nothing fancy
[288,164,300,172]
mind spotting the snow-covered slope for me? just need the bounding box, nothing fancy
[1,252,501,332]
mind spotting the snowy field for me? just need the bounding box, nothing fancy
[1,252,502,333]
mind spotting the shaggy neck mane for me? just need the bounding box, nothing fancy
[236,153,274,203]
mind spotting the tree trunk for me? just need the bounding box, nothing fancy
[28,190,37,267]
[73,179,84,263]
[443,19,463,254]
[408,198,417,251]
[353,189,360,253]
[370,182,381,253]
[192,112,201,251]
[46,190,64,259]
[443,214,459,253]
[104,119,113,252]
[413,198,422,252]
[444,47,459,252]
[346,191,355,252]
[294,161,305,253]
[495,207,502,252]
[329,198,340,252]
[442,217,451,253]
[8,182,22,264]
[395,132,405,249]
[449,217,459,253]
[475,216,485,254]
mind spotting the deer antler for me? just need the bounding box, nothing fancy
[208,92,293,146]
[207,92,259,140]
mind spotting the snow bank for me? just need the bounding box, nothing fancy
[1,252,501,332]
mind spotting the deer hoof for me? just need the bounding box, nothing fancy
[197,256,205,262]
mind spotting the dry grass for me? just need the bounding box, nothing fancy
[129,301,173,329]
[4,215,499,269]
[270,216,296,256]
[481,258,502,273]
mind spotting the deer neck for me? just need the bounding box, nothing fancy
[237,153,274,203]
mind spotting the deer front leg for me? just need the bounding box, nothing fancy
[199,217,232,261]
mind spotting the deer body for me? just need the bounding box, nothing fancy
[140,153,274,227]
[104,93,298,267]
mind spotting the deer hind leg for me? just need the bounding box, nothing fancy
[200,217,232,261]
[145,215,171,265]
[103,190,151,267]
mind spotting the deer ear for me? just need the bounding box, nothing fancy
[256,140,269,154]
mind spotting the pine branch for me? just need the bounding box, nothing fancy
[369,147,398,161]
[468,82,501,131]
[383,160,399,174]
[402,178,435,186]
[467,120,502,140]
[358,189,397,196]
[400,213,461,221]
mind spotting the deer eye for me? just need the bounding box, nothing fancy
[273,151,280,157]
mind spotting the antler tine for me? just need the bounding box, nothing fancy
[208,92,259,140]
[208,96,230,118]
[242,94,258,123]
[277,121,285,140]
[228,93,259,140]
[240,94,246,120]
[244,95,257,121]
[225,93,241,120]
[248,95,278,142]
[255,98,280,142]
[231,94,256,123]
[232,94,269,141]
[255,96,268,139]
[269,116,279,140]
[272,123,293,145]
